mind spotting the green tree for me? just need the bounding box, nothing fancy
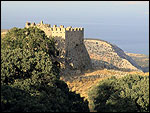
[1,27,89,112]
[1,27,58,58]
[88,75,149,112]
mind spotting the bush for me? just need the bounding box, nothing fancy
[1,27,89,112]
[1,27,58,57]
[1,49,59,85]
[88,75,149,112]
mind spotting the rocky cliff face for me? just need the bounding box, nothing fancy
[84,38,142,72]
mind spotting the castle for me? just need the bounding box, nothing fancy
[25,21,92,74]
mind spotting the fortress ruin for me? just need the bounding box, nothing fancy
[25,21,92,75]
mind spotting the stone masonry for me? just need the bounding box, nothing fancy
[25,21,92,75]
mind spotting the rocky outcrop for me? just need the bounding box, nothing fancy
[84,38,142,72]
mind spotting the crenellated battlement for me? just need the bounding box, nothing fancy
[25,21,84,41]
[66,27,84,31]
[25,21,84,32]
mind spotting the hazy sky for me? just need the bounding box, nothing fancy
[1,1,149,55]
[1,1,149,27]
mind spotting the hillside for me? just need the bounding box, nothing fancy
[61,68,149,112]
[84,38,143,72]
[126,53,149,72]
[61,38,149,111]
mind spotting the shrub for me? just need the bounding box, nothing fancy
[88,75,149,112]
[1,27,89,112]
[1,27,58,57]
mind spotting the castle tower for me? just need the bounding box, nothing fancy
[25,21,92,74]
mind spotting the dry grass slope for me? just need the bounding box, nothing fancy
[61,69,149,111]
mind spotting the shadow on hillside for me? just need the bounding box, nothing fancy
[90,59,132,72]
[60,59,133,79]
[91,59,119,70]
[141,67,149,72]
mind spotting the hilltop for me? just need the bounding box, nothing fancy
[84,38,143,72]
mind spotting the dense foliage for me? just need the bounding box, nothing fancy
[1,27,58,57]
[88,75,149,112]
[1,27,89,112]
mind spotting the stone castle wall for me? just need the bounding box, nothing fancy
[25,21,84,40]
[25,21,92,74]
